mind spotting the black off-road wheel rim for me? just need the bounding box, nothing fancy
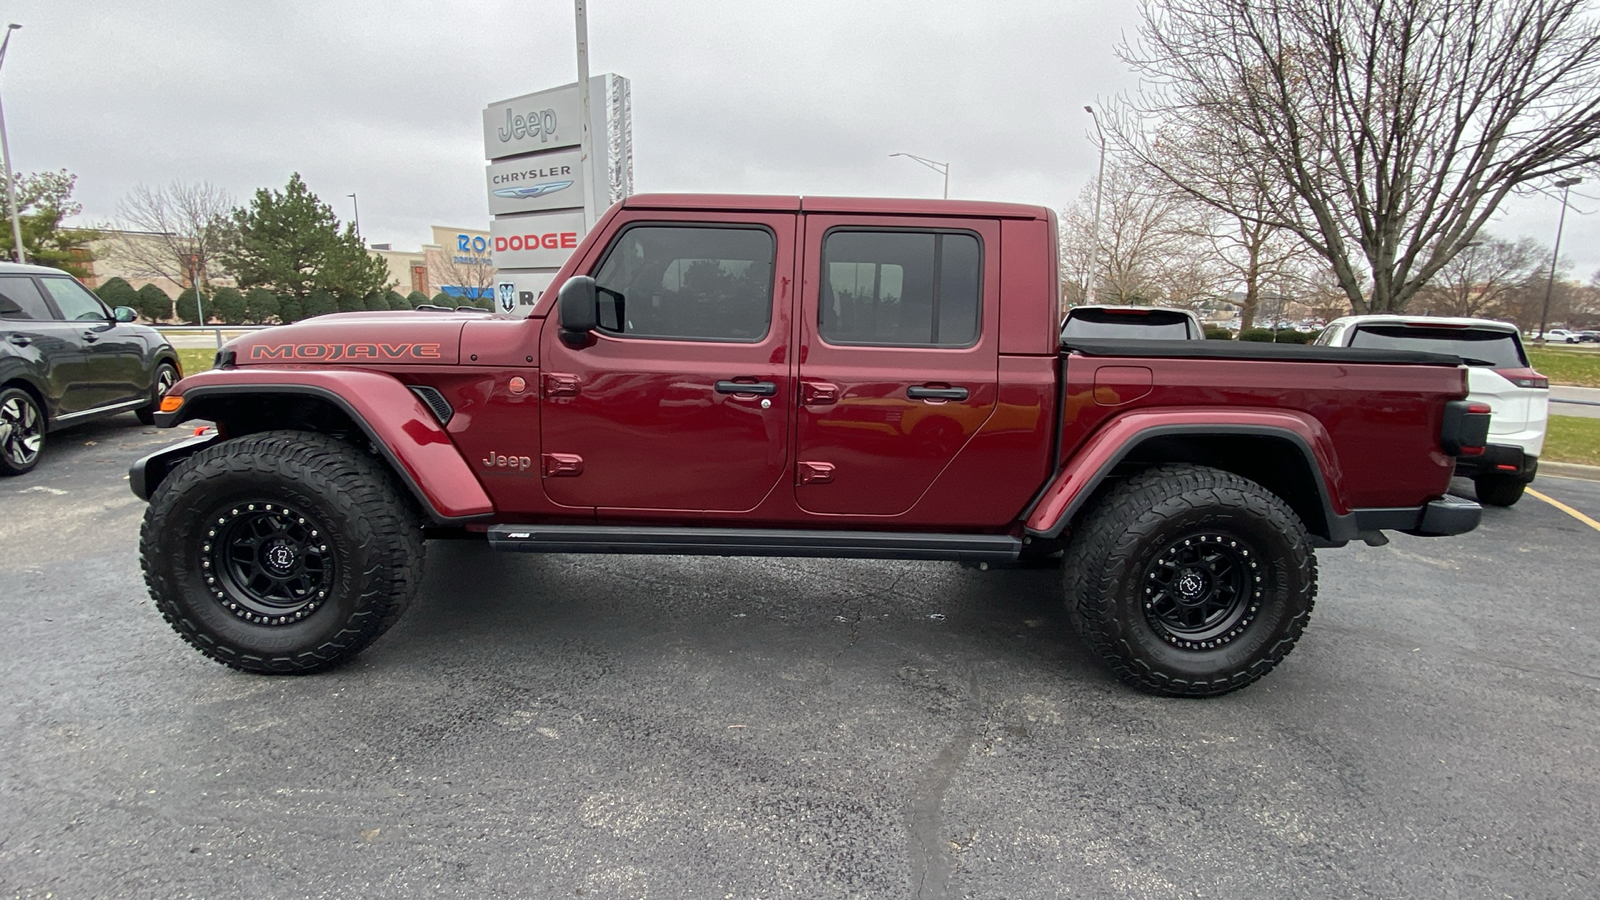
[1142,532,1264,651]
[203,501,336,626]
[0,392,43,470]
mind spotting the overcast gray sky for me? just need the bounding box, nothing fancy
[7,0,1597,283]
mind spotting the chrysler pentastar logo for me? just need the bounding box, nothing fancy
[493,180,575,200]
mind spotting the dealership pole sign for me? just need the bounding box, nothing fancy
[483,73,632,316]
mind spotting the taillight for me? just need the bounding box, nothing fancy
[1494,367,1548,389]
[1442,400,1491,456]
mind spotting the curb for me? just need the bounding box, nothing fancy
[1540,461,1600,482]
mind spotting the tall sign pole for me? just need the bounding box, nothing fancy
[0,24,26,264]
[575,1,597,230]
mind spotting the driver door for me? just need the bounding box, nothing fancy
[538,212,797,513]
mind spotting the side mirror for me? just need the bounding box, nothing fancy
[558,275,598,335]
[113,306,138,323]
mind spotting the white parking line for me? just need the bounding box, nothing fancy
[1527,488,1600,533]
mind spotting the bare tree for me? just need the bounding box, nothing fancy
[1411,234,1543,317]
[1060,160,1221,308]
[1109,0,1600,313]
[106,181,235,289]
[430,244,497,307]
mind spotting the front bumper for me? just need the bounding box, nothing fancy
[1453,443,1538,482]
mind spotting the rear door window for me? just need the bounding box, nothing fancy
[819,230,981,347]
[0,276,52,320]
[1347,325,1527,367]
[1061,307,1194,339]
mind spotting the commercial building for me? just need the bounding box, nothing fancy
[371,226,496,301]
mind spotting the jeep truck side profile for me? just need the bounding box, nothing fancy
[131,195,1487,697]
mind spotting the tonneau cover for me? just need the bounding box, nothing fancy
[1061,338,1461,367]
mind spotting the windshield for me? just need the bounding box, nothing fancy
[1061,308,1194,340]
[1347,324,1527,367]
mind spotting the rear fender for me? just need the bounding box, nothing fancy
[1025,408,1350,542]
[150,367,494,522]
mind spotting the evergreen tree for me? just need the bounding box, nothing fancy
[0,170,98,276]
[211,287,248,324]
[134,284,172,322]
[363,292,389,312]
[302,289,338,318]
[406,290,430,308]
[336,293,364,313]
[385,290,408,311]
[431,291,453,307]
[175,287,205,324]
[244,287,280,324]
[94,277,138,311]
[276,294,304,324]
[222,173,390,304]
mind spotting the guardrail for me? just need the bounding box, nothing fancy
[153,324,271,348]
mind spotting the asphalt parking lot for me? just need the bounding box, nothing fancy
[2,418,1596,899]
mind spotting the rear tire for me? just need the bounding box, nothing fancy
[0,386,45,476]
[1474,474,1526,508]
[136,362,180,426]
[140,430,423,673]
[1062,464,1317,697]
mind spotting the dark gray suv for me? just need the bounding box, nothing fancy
[1,262,180,475]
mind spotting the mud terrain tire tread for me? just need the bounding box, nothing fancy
[1062,464,1317,698]
[140,430,423,674]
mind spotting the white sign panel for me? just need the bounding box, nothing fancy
[489,210,589,269]
[485,149,584,215]
[494,271,557,317]
[483,80,593,160]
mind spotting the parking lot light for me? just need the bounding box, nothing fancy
[0,23,24,264]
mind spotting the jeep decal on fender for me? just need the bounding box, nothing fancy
[250,343,443,362]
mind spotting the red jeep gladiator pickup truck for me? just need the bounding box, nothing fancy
[131,194,1487,697]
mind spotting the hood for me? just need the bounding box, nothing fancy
[227,311,482,365]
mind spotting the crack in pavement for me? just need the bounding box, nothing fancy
[905,668,984,900]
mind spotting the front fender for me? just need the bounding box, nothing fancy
[1024,408,1347,540]
[151,367,494,522]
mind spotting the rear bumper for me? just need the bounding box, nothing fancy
[1349,494,1483,539]
[1453,444,1538,482]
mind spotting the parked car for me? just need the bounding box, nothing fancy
[133,193,1484,697]
[0,262,181,476]
[1316,315,1547,506]
[1534,328,1581,343]
[1577,330,1600,343]
[1060,305,1205,341]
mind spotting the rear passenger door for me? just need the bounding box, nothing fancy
[794,216,1001,517]
[0,274,78,415]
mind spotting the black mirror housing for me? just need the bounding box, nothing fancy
[558,276,598,335]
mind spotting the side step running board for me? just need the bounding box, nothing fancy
[487,525,1022,562]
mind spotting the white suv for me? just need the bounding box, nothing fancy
[1316,316,1548,506]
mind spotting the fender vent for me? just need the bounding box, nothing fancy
[409,385,454,426]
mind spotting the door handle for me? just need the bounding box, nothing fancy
[7,335,29,347]
[715,380,777,396]
[81,332,100,343]
[907,385,968,401]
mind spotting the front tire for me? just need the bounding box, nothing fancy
[140,430,423,673]
[0,386,45,476]
[136,362,180,426]
[1474,474,1526,507]
[1062,464,1317,697]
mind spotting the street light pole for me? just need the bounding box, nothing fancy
[1538,177,1582,342]
[347,192,361,244]
[889,152,949,199]
[0,24,25,264]
[1085,105,1106,305]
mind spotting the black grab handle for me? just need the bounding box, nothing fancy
[907,386,968,401]
[715,380,777,396]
